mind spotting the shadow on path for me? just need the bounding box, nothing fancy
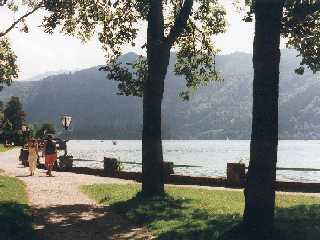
[32,204,151,240]
[0,201,35,240]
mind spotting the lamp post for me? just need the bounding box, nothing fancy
[61,115,72,155]
[61,115,72,131]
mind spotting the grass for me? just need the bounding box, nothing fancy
[0,144,15,152]
[81,184,320,240]
[0,173,35,240]
[0,144,6,152]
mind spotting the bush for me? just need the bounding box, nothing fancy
[58,155,73,171]
[103,157,123,176]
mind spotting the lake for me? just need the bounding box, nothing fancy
[68,140,320,183]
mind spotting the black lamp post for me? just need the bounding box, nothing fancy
[61,115,72,155]
[61,115,72,131]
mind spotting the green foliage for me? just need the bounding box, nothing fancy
[58,155,73,171]
[0,1,45,89]
[3,96,25,132]
[1,97,26,144]
[82,183,320,240]
[282,1,320,74]
[42,0,227,97]
[2,120,13,136]
[174,2,226,93]
[35,122,56,139]
[103,158,123,176]
[242,0,320,75]
[0,144,13,152]
[0,174,35,239]
[101,55,147,97]
[0,38,18,91]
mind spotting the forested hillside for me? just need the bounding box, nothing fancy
[1,50,319,139]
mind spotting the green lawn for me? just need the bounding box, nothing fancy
[0,144,15,152]
[81,184,320,240]
[0,144,6,152]
[0,173,35,240]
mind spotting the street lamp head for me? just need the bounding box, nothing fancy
[21,125,28,132]
[61,115,72,130]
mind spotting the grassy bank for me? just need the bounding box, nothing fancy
[0,173,35,239]
[0,144,15,152]
[82,184,320,240]
[0,144,6,152]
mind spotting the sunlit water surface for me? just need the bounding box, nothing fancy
[68,140,320,183]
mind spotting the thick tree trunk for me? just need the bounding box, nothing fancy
[243,0,284,237]
[142,0,170,197]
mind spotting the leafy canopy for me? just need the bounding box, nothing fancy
[0,0,44,89]
[42,0,227,98]
[34,122,56,139]
[0,38,18,90]
[241,0,320,75]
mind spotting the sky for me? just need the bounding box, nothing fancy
[0,1,255,81]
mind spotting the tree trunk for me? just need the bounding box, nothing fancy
[243,0,284,237]
[142,0,170,197]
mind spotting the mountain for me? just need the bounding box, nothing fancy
[1,50,320,139]
[21,70,72,82]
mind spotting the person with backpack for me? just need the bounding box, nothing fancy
[44,135,57,177]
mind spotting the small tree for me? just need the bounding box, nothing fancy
[1,119,13,144]
[3,96,26,144]
[4,96,25,131]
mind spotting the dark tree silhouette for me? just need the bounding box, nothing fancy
[243,0,284,237]
[242,0,320,237]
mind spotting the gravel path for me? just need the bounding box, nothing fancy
[0,149,153,240]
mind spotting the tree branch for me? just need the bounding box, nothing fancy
[0,0,8,7]
[165,0,193,47]
[0,2,44,38]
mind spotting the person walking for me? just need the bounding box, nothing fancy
[44,135,57,177]
[28,139,39,176]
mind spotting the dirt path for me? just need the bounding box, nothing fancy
[0,149,153,240]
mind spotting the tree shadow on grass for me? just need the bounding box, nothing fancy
[110,194,320,240]
[222,204,320,240]
[0,201,36,240]
[110,193,241,240]
[274,204,320,240]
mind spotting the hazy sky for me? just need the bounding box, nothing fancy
[0,1,255,81]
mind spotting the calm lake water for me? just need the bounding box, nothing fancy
[68,140,320,183]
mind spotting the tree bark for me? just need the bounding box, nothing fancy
[142,0,170,197]
[243,0,284,237]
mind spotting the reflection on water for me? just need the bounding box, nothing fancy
[68,140,320,183]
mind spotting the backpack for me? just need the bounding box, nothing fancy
[46,140,56,155]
